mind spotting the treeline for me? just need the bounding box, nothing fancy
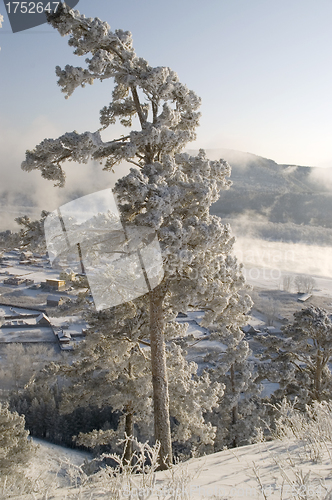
[9,383,119,453]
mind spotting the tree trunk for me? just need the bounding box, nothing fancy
[77,243,85,274]
[230,363,238,448]
[314,351,322,402]
[123,410,134,465]
[149,282,172,470]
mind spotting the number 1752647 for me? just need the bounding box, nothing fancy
[5,2,59,14]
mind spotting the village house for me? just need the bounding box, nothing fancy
[1,313,51,328]
[45,279,66,290]
[55,329,74,350]
[35,313,51,326]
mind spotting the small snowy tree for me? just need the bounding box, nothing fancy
[0,343,60,393]
[0,211,49,253]
[0,230,20,251]
[260,297,279,326]
[14,210,49,252]
[0,403,34,478]
[294,275,316,294]
[282,275,293,292]
[22,3,252,466]
[203,323,263,450]
[258,306,332,407]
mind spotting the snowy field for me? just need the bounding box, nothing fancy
[0,263,60,283]
[234,237,332,278]
[243,266,332,298]
[0,326,55,343]
[233,237,332,297]
[0,305,43,316]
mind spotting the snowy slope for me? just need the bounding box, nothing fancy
[10,437,332,499]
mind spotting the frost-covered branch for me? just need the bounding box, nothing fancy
[21,130,139,185]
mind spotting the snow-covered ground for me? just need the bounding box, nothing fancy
[12,437,332,499]
[0,263,60,283]
[23,438,92,492]
[234,237,332,279]
[0,326,55,343]
[0,305,43,316]
[243,266,332,298]
[232,237,332,298]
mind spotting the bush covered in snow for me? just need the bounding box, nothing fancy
[0,403,33,475]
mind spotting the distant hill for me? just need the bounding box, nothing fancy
[2,149,332,243]
[187,149,332,230]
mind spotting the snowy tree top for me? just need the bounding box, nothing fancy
[22,2,202,185]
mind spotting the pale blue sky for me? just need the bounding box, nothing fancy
[1,0,332,226]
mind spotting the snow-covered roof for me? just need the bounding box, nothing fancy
[265,326,282,334]
[297,293,312,302]
[58,330,72,340]
[35,313,51,324]
[243,325,262,334]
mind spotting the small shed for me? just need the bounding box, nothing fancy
[35,313,51,326]
[265,326,282,335]
[277,314,288,323]
[58,331,72,343]
[242,324,261,335]
[47,295,64,307]
[20,251,33,260]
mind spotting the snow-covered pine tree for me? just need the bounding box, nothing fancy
[14,210,49,252]
[0,210,49,253]
[257,306,332,408]
[49,299,221,462]
[22,3,252,467]
[0,403,34,478]
[203,328,263,450]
